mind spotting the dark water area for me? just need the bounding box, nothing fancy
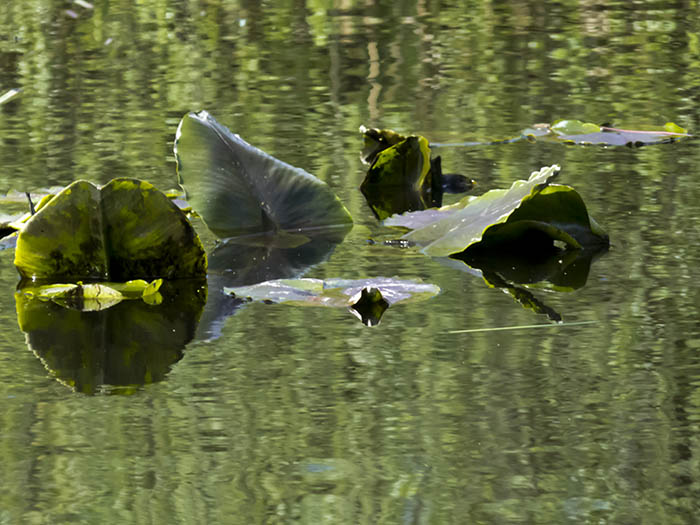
[2,1,700,524]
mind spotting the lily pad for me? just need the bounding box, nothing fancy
[13,178,207,281]
[520,120,690,146]
[16,279,207,394]
[359,125,407,165]
[359,131,475,220]
[225,277,440,326]
[385,165,608,257]
[174,110,353,240]
[16,279,164,312]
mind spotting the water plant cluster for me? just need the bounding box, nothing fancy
[0,111,688,392]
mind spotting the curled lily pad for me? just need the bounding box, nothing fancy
[13,178,207,281]
[359,130,475,219]
[224,277,440,326]
[359,125,407,165]
[385,165,608,257]
[174,111,353,240]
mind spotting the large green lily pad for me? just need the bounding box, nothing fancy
[385,165,608,257]
[14,178,207,281]
[174,111,353,240]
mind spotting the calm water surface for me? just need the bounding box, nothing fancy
[2,1,700,524]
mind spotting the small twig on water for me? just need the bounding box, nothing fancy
[448,320,598,334]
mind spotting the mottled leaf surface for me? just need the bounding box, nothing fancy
[14,179,207,281]
[225,277,440,307]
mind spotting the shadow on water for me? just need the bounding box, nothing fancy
[445,235,609,321]
[195,227,350,341]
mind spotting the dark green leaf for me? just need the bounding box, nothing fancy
[174,111,353,240]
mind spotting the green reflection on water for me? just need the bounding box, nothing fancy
[1,1,700,524]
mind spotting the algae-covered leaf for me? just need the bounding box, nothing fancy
[100,179,207,281]
[360,135,435,220]
[13,178,207,281]
[359,125,407,165]
[16,279,206,394]
[385,165,608,257]
[14,181,106,280]
[224,277,439,325]
[174,111,353,240]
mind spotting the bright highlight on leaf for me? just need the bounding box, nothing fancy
[520,119,690,146]
[16,278,166,311]
[385,165,609,257]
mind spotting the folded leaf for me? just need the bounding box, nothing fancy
[174,111,353,240]
[385,165,608,257]
[359,125,407,165]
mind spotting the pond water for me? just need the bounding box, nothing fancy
[2,1,700,523]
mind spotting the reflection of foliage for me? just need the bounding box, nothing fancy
[16,279,206,394]
[1,3,699,525]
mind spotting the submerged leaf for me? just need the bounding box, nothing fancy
[385,165,608,257]
[174,111,353,240]
[13,178,207,281]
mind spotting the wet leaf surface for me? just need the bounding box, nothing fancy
[385,165,608,257]
[224,277,440,326]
